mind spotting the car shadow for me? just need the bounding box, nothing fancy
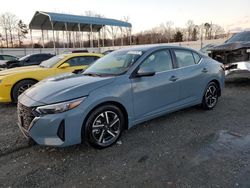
[225,77,250,87]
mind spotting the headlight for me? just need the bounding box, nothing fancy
[35,97,85,115]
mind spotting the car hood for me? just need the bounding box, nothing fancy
[209,42,250,52]
[0,65,46,76]
[22,73,116,105]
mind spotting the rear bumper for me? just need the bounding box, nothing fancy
[225,61,250,77]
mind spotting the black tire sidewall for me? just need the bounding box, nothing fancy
[84,104,125,149]
[12,80,37,103]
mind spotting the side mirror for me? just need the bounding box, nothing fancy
[135,67,155,77]
[59,63,70,69]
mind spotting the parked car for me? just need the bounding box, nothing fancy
[103,50,114,55]
[200,44,216,55]
[0,53,54,69]
[17,45,225,148]
[0,54,18,61]
[208,31,250,76]
[0,53,102,103]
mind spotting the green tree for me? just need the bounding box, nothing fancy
[174,31,183,42]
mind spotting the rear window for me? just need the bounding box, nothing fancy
[174,50,196,68]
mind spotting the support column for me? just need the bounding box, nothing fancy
[98,30,101,53]
[102,25,105,47]
[62,30,65,50]
[30,29,34,53]
[78,23,82,48]
[51,21,56,54]
[129,27,132,45]
[90,24,93,48]
[65,23,69,49]
[41,29,45,48]
[120,27,123,46]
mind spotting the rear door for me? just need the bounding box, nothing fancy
[131,49,180,119]
[172,49,206,104]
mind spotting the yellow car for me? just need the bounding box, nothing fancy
[0,53,103,103]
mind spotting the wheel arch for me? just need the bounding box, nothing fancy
[81,100,129,141]
[11,78,39,101]
[209,79,221,96]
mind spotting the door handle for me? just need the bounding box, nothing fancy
[169,76,179,82]
[202,68,208,73]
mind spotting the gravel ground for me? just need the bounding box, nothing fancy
[0,78,250,188]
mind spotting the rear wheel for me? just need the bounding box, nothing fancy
[202,82,219,110]
[12,80,37,103]
[85,104,125,149]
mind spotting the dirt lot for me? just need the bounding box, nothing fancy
[0,78,250,188]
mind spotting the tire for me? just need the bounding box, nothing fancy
[85,104,125,149]
[12,80,37,103]
[202,82,219,110]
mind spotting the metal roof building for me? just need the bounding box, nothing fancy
[29,11,132,52]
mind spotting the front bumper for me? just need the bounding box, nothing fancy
[225,61,250,77]
[17,102,88,147]
[0,83,12,103]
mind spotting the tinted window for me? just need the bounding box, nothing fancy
[37,54,51,62]
[140,50,173,72]
[23,55,38,65]
[174,50,196,68]
[3,55,16,61]
[193,52,201,64]
[67,56,97,66]
[0,56,3,60]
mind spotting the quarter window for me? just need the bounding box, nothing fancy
[174,50,196,68]
[193,52,201,64]
[140,50,173,72]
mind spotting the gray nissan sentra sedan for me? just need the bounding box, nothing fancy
[17,45,225,148]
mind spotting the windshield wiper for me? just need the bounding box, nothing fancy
[83,72,102,77]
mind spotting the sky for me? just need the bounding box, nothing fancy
[0,0,250,33]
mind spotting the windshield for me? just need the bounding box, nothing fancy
[84,50,143,76]
[226,32,250,43]
[19,54,31,61]
[40,55,65,68]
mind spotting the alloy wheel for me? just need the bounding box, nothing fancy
[205,84,218,108]
[91,111,121,146]
[17,84,33,96]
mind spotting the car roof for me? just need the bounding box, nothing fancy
[61,53,103,58]
[117,44,198,52]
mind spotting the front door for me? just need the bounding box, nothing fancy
[131,49,180,119]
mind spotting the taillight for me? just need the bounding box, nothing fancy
[220,64,226,71]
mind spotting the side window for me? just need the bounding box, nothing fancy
[174,50,196,68]
[140,50,173,72]
[67,56,97,67]
[3,55,15,61]
[37,55,49,62]
[26,55,38,64]
[0,56,3,60]
[192,52,201,64]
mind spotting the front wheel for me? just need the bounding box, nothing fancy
[12,80,37,103]
[202,82,219,110]
[85,104,125,149]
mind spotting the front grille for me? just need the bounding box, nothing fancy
[18,102,35,130]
